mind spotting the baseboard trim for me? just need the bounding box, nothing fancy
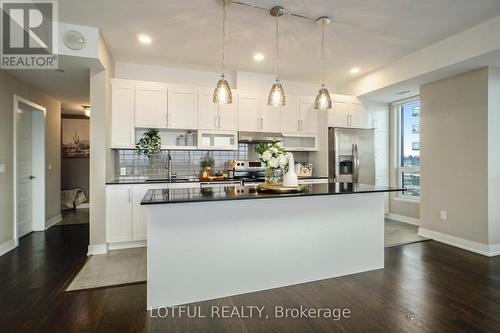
[45,214,62,230]
[87,244,108,256]
[386,213,420,226]
[0,239,18,256]
[107,240,147,251]
[418,228,500,257]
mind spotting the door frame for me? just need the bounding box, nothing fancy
[13,95,46,241]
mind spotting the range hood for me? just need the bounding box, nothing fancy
[238,131,284,143]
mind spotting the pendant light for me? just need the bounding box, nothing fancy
[314,16,332,110]
[213,0,232,105]
[268,6,286,107]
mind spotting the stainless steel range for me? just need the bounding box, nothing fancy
[228,160,265,186]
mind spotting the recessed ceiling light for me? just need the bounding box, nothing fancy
[350,67,361,74]
[137,34,152,44]
[253,53,265,62]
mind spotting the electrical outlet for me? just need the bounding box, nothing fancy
[120,167,127,176]
[440,210,447,221]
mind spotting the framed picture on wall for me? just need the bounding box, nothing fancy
[61,118,90,158]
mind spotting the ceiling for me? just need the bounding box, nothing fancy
[7,56,91,115]
[59,0,500,86]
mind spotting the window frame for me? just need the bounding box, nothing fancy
[394,96,420,202]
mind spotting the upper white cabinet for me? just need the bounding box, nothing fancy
[167,85,198,129]
[349,98,369,128]
[281,96,318,134]
[281,95,301,132]
[261,99,282,132]
[199,89,238,131]
[135,82,168,129]
[111,81,135,148]
[238,91,282,132]
[299,96,318,134]
[328,95,369,128]
[238,92,261,131]
[328,95,350,127]
[369,104,390,132]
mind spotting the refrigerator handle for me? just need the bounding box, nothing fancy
[355,144,360,183]
[352,144,357,183]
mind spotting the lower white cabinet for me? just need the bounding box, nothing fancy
[106,186,133,243]
[107,182,201,245]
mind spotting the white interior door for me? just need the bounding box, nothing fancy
[17,108,33,238]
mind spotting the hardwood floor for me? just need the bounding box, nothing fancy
[1,220,500,332]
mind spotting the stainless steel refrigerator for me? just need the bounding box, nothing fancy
[328,127,375,184]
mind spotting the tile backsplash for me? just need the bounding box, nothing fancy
[114,144,309,178]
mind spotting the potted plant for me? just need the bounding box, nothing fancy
[255,142,288,184]
[135,129,162,160]
[200,154,215,179]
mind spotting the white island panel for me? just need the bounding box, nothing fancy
[147,192,384,309]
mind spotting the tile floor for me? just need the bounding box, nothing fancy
[384,219,428,247]
[66,219,427,291]
[66,247,146,291]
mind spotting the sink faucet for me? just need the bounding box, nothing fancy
[164,152,176,180]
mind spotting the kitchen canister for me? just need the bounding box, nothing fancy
[176,135,186,146]
[186,131,194,146]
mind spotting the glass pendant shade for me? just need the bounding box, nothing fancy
[268,79,286,107]
[213,75,232,105]
[315,85,332,110]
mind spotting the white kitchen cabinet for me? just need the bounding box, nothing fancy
[199,89,238,131]
[238,92,261,131]
[349,98,369,128]
[261,98,282,132]
[282,134,318,151]
[328,96,369,128]
[198,89,218,130]
[111,82,135,148]
[106,186,133,243]
[168,85,198,129]
[217,91,238,131]
[328,96,350,127]
[299,97,318,134]
[375,132,389,178]
[198,130,238,150]
[281,96,301,132]
[369,104,390,132]
[135,82,168,128]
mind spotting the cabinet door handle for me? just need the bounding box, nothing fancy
[215,115,218,129]
[128,189,131,203]
[218,115,222,129]
[301,120,304,131]
[297,119,300,131]
[261,117,264,130]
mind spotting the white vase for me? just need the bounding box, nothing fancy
[283,153,299,187]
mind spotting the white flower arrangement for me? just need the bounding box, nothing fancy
[255,142,289,173]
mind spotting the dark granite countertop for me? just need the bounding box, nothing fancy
[106,176,329,185]
[141,183,405,205]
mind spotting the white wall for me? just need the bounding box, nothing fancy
[89,35,114,253]
[488,67,500,245]
[115,62,235,88]
[236,71,321,96]
[420,68,491,246]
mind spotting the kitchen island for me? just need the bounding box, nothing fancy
[142,183,404,309]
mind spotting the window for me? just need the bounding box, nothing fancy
[396,98,420,200]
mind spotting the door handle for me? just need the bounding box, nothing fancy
[29,175,36,180]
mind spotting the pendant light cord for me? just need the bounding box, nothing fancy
[321,21,325,86]
[222,1,226,75]
[275,16,279,80]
